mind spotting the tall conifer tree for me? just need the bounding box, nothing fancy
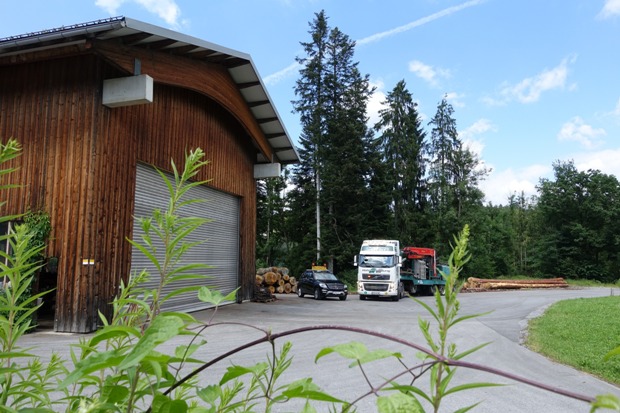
[291,11,374,272]
[374,80,427,244]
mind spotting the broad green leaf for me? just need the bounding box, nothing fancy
[151,394,189,413]
[60,349,125,388]
[102,384,130,404]
[377,393,424,413]
[315,341,367,362]
[89,325,141,347]
[219,362,269,385]
[279,378,344,403]
[198,287,238,305]
[175,340,207,359]
[118,314,185,370]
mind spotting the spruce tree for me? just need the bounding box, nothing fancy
[291,11,375,273]
[426,96,487,256]
[374,80,428,244]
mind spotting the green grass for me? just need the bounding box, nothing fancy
[526,295,620,385]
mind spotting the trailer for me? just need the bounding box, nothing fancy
[400,246,447,295]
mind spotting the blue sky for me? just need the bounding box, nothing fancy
[2,0,619,205]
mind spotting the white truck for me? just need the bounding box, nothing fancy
[354,240,448,301]
[354,240,404,301]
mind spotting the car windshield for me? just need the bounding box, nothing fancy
[315,271,338,281]
[359,254,395,268]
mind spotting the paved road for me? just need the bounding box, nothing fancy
[22,287,620,412]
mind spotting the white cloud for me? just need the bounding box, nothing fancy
[264,62,301,86]
[481,147,620,206]
[408,60,450,87]
[572,148,620,178]
[357,0,486,46]
[267,0,485,85]
[557,116,606,148]
[95,0,182,28]
[95,0,123,14]
[613,98,620,118]
[480,164,550,205]
[459,118,496,156]
[367,79,388,128]
[486,55,577,105]
[598,0,620,18]
[444,91,465,108]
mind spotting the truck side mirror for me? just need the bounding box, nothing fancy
[353,255,358,267]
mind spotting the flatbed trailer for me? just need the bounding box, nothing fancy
[400,246,447,295]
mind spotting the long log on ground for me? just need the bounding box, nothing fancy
[468,277,566,285]
[479,282,569,289]
[465,277,568,290]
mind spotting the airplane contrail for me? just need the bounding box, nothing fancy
[264,0,485,86]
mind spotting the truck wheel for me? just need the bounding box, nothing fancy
[431,285,445,296]
[359,295,367,300]
[409,283,419,295]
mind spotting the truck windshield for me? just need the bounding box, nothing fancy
[359,254,395,268]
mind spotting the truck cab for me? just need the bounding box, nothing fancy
[354,240,403,301]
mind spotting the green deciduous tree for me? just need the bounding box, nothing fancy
[533,160,620,282]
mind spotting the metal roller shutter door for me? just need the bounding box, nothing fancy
[131,163,239,313]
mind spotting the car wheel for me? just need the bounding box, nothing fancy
[297,287,304,298]
[313,288,322,300]
[339,294,347,301]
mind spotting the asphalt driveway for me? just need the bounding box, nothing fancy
[21,287,620,412]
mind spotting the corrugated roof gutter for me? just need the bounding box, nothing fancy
[0,17,126,50]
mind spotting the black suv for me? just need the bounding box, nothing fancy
[297,269,348,300]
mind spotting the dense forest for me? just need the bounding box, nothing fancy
[256,11,620,284]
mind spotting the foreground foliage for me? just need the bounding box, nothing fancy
[0,141,618,412]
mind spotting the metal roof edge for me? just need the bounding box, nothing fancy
[0,16,299,165]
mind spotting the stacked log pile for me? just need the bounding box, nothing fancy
[464,277,568,291]
[255,267,297,295]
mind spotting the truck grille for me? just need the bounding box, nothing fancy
[363,283,388,292]
[362,273,390,280]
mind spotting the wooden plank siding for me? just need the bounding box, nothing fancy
[0,45,260,332]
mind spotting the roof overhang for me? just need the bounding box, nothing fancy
[0,16,299,166]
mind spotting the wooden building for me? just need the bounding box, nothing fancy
[0,17,298,333]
